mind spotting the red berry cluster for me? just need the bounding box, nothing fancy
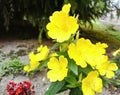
[6,80,35,95]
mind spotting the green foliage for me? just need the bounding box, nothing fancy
[65,75,78,88]
[64,0,112,23]
[69,88,83,95]
[0,57,25,79]
[68,59,78,76]
[45,80,66,95]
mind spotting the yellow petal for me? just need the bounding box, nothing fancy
[57,68,68,81]
[82,71,103,95]
[48,57,59,69]
[37,45,43,52]
[62,3,71,14]
[59,56,68,68]
[82,86,95,95]
[29,52,36,62]
[24,65,30,72]
[76,57,87,68]
[47,56,68,82]
[106,71,115,78]
[47,70,58,82]
[50,53,58,57]
[92,78,103,92]
[109,63,118,71]
[36,48,49,61]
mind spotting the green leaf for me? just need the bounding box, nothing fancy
[50,42,60,50]
[68,59,78,76]
[78,73,82,83]
[65,75,78,88]
[108,79,120,86]
[69,88,83,95]
[37,59,49,70]
[99,1,104,10]
[65,76,77,84]
[45,80,65,95]
[101,77,109,87]
[38,28,44,43]
[78,65,92,75]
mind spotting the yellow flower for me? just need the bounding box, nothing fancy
[68,38,108,68]
[47,56,68,82]
[29,45,49,62]
[24,61,40,72]
[46,3,78,42]
[82,71,103,95]
[36,45,49,61]
[96,60,118,78]
[24,45,49,72]
[24,65,30,72]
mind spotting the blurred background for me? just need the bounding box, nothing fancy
[0,0,120,44]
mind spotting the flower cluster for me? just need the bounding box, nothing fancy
[24,3,118,95]
[6,80,34,95]
[68,38,118,79]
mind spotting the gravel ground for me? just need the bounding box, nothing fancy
[0,38,50,95]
